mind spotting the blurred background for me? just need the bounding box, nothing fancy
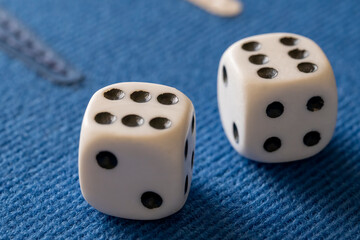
[0,0,359,239]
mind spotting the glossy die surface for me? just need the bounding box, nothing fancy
[79,82,196,220]
[218,33,337,163]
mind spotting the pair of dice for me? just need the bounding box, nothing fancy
[78,33,337,220]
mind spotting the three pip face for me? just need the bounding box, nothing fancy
[79,33,337,220]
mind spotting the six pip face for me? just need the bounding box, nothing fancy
[79,82,196,220]
[217,33,337,163]
[78,33,338,220]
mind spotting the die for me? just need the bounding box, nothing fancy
[79,82,196,220]
[217,33,337,163]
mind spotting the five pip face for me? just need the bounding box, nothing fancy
[79,33,337,220]
[79,82,196,220]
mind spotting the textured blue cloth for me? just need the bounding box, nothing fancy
[1,0,360,239]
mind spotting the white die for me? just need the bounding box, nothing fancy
[79,82,196,220]
[217,33,337,163]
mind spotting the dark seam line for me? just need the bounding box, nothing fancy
[0,7,84,85]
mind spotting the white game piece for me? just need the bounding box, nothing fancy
[79,82,196,220]
[186,0,243,17]
[217,33,337,163]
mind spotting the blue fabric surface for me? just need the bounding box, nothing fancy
[1,0,360,239]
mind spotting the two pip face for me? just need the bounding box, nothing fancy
[79,82,195,220]
[79,33,337,220]
[218,33,337,163]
